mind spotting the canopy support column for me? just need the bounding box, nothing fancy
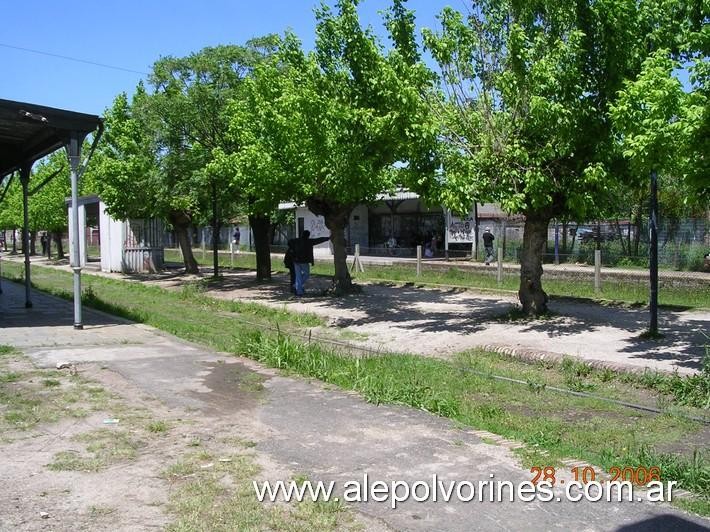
[68,132,84,329]
[20,164,32,308]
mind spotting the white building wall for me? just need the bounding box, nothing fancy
[296,206,332,256]
[99,201,124,273]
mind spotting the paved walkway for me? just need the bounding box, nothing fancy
[1,280,709,531]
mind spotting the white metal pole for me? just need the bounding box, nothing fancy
[416,245,422,276]
[594,249,602,293]
[68,135,83,329]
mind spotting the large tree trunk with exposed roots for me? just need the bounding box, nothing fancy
[170,212,199,274]
[249,213,272,281]
[518,214,551,315]
[307,199,354,295]
[325,210,351,295]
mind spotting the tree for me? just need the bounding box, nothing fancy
[28,152,73,258]
[92,87,203,270]
[149,38,280,277]
[224,0,436,292]
[422,0,688,314]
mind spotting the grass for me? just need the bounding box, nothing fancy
[0,346,114,433]
[48,429,145,472]
[3,263,710,511]
[164,249,710,309]
[164,451,358,532]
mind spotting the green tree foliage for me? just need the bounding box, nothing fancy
[222,0,436,292]
[422,0,697,314]
[96,40,278,274]
[149,38,280,276]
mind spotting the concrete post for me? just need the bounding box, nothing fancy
[353,243,364,273]
[594,249,602,293]
[416,245,422,276]
[68,133,83,329]
[497,247,503,285]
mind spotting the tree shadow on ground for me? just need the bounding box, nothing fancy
[141,267,709,372]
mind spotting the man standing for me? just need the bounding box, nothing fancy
[290,230,329,296]
[482,227,495,265]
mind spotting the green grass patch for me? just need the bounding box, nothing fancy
[48,428,145,472]
[147,420,169,433]
[164,451,357,531]
[0,347,116,433]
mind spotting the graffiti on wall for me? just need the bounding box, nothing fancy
[309,217,327,237]
[447,212,475,243]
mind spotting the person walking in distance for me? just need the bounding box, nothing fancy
[40,232,48,256]
[482,227,495,265]
[290,230,329,296]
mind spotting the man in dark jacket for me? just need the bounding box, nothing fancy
[289,230,330,296]
[482,227,495,265]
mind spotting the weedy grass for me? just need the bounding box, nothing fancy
[48,429,145,472]
[164,451,358,532]
[0,347,114,433]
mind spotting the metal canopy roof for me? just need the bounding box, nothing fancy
[0,98,102,179]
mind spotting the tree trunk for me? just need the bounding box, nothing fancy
[518,214,551,315]
[29,230,37,255]
[324,209,352,295]
[11,228,17,254]
[249,213,272,281]
[54,232,64,259]
[170,212,199,274]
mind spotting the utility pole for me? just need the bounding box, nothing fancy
[649,170,659,335]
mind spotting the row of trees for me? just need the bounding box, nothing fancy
[2,0,706,314]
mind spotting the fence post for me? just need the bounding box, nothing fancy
[351,243,364,273]
[594,249,601,293]
[497,247,503,285]
[416,245,422,276]
[201,228,206,261]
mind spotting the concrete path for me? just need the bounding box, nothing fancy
[1,281,709,531]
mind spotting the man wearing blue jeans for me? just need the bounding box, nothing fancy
[289,230,329,296]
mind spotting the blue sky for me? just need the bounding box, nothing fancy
[1,0,457,116]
